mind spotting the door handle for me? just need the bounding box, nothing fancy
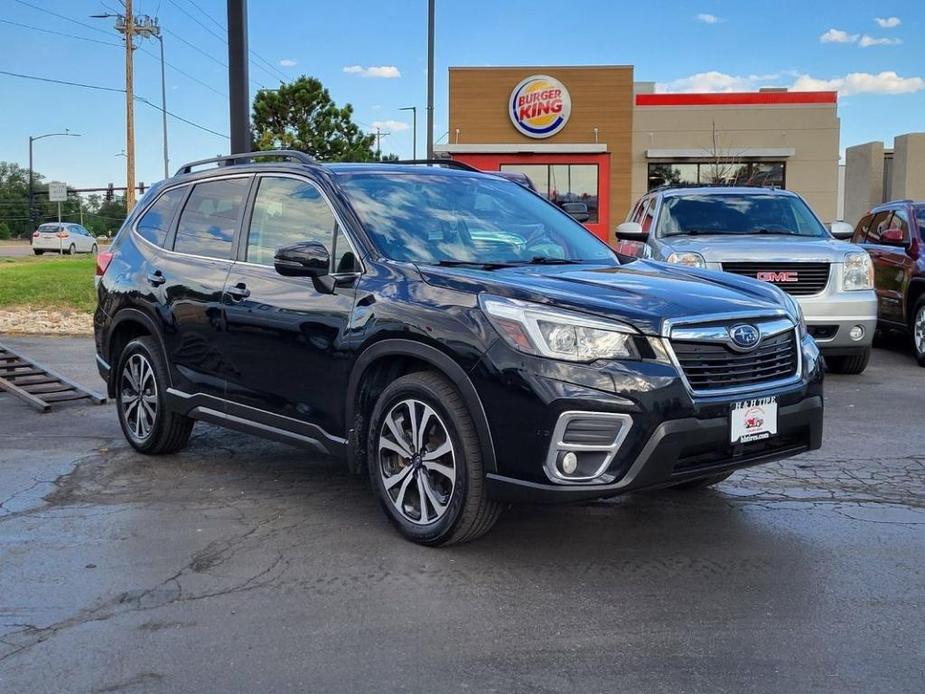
[146,270,166,287]
[226,282,251,300]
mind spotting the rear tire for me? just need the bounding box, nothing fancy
[67,243,76,255]
[33,249,44,255]
[912,300,925,367]
[115,336,194,455]
[826,347,871,375]
[367,371,501,546]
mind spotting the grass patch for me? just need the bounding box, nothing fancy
[0,254,97,313]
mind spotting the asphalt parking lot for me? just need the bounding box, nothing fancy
[1,335,923,693]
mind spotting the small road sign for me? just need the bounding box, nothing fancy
[48,181,68,202]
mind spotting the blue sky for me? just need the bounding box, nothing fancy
[1,0,922,189]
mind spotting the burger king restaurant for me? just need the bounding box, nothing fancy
[436,66,840,243]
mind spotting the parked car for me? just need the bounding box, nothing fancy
[850,199,925,365]
[95,152,823,545]
[562,201,591,222]
[32,223,98,255]
[617,186,877,374]
[490,169,538,192]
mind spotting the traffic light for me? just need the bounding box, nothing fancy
[105,183,114,202]
[138,182,146,195]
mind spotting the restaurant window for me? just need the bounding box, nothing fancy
[647,161,786,190]
[501,163,599,223]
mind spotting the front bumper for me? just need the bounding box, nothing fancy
[472,335,824,503]
[798,288,877,351]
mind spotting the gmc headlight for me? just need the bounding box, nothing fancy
[666,252,706,269]
[843,252,873,290]
[480,295,640,362]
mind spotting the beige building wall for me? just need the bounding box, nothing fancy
[891,133,925,201]
[844,141,885,227]
[632,99,840,223]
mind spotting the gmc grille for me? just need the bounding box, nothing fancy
[671,330,798,391]
[721,262,830,296]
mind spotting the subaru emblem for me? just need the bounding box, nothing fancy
[730,324,761,350]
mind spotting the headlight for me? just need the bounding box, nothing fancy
[666,252,706,269]
[479,295,640,362]
[843,252,873,290]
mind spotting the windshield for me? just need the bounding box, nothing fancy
[657,194,828,238]
[337,172,618,266]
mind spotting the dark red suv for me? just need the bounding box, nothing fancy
[851,200,925,365]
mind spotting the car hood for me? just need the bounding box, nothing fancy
[418,260,790,336]
[659,234,856,263]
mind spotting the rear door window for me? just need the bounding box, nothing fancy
[136,187,185,247]
[174,178,250,259]
[891,209,911,242]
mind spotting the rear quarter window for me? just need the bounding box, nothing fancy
[136,187,185,247]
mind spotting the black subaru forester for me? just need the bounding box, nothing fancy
[94,152,823,545]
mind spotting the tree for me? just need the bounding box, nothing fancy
[252,77,378,161]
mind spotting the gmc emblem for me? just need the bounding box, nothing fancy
[756,271,799,283]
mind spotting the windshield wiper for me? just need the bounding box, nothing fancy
[432,259,514,269]
[750,227,799,235]
[510,256,586,265]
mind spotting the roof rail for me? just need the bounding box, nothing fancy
[390,159,481,173]
[174,150,317,176]
[648,182,780,194]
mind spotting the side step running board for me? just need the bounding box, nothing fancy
[0,341,106,413]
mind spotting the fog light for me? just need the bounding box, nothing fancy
[559,451,578,475]
[849,325,864,341]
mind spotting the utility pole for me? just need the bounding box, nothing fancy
[227,0,250,154]
[93,10,166,181]
[375,128,390,158]
[399,106,417,159]
[426,0,435,159]
[124,0,136,209]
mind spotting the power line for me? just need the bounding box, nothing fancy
[12,0,116,38]
[0,70,228,139]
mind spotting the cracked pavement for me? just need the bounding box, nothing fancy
[1,335,923,693]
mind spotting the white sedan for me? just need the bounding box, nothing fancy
[32,223,99,255]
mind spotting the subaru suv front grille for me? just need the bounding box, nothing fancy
[721,262,830,296]
[668,317,800,394]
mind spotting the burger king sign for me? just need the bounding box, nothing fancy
[509,75,572,138]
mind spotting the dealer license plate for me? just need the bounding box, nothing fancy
[730,397,778,444]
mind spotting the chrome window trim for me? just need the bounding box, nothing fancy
[543,411,633,485]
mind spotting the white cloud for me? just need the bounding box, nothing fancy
[279,58,297,67]
[875,17,901,28]
[656,71,781,93]
[791,71,923,96]
[820,28,859,43]
[696,13,722,24]
[657,70,924,97]
[859,34,902,47]
[342,64,401,79]
[370,119,410,132]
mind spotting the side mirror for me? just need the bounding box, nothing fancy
[829,221,855,240]
[274,241,330,278]
[615,221,646,239]
[880,228,906,246]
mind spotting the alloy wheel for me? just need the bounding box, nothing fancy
[120,353,158,441]
[915,306,925,356]
[378,398,456,525]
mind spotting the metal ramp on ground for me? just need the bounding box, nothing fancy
[0,341,106,413]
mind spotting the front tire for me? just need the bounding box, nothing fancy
[826,347,871,374]
[913,300,925,367]
[367,372,501,546]
[91,243,98,255]
[33,249,44,255]
[115,336,194,454]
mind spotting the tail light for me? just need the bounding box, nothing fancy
[32,231,40,238]
[96,250,115,277]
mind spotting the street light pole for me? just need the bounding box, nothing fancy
[426,0,435,159]
[157,34,169,178]
[399,106,417,159]
[27,130,80,226]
